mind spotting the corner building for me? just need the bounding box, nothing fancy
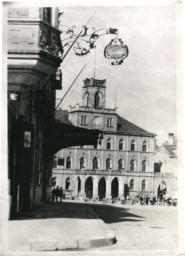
[53,78,157,200]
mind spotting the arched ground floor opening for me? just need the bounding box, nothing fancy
[76,176,81,195]
[85,176,93,199]
[98,177,106,199]
[65,177,71,190]
[111,177,119,198]
[158,181,167,199]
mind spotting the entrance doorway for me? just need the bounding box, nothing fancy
[158,181,167,199]
[85,176,93,198]
[98,177,106,199]
[111,177,119,198]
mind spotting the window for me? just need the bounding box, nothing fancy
[66,156,71,169]
[52,177,56,187]
[81,115,87,125]
[58,158,64,166]
[52,157,57,168]
[106,158,112,170]
[92,157,98,169]
[118,159,123,171]
[81,116,83,125]
[131,140,135,151]
[119,139,123,150]
[65,177,71,190]
[106,138,111,150]
[142,180,146,191]
[80,157,85,169]
[94,92,100,108]
[142,160,146,172]
[107,117,112,127]
[130,159,135,171]
[85,93,89,107]
[130,179,134,190]
[43,8,51,24]
[142,141,147,152]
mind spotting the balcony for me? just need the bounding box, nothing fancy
[74,169,123,176]
[124,171,154,177]
[69,105,116,114]
[154,172,174,178]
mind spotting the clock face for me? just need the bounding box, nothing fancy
[93,116,102,126]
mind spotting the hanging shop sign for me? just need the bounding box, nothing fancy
[24,131,31,148]
[104,38,129,65]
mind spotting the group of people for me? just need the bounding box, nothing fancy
[51,186,63,202]
[139,196,177,206]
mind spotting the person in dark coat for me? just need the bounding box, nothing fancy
[146,195,149,205]
[55,186,60,202]
[51,187,56,202]
[59,187,63,202]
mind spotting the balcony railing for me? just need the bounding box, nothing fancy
[154,172,174,178]
[69,105,116,113]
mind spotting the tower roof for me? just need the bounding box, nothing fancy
[83,78,106,88]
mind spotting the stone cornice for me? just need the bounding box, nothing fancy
[8,49,62,63]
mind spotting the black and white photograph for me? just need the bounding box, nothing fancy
[0,1,184,255]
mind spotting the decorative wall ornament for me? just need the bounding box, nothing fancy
[40,25,63,57]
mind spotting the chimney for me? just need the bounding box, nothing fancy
[168,133,174,145]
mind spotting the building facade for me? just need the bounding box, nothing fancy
[7,7,100,218]
[154,133,177,198]
[53,78,172,200]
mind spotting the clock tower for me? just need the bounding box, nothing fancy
[68,77,117,132]
[82,78,106,109]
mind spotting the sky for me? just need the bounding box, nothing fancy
[56,3,179,145]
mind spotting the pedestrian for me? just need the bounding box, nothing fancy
[146,195,149,205]
[55,186,60,202]
[139,196,143,205]
[59,187,63,202]
[51,187,56,203]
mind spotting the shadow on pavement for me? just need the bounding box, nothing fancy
[90,204,145,223]
[11,201,145,224]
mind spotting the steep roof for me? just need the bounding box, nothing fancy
[55,109,72,125]
[55,110,156,137]
[117,115,156,137]
[163,144,177,158]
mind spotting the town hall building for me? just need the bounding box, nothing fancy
[52,78,176,201]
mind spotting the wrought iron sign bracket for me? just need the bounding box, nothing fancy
[59,23,129,65]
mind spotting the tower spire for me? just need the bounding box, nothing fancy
[93,47,96,79]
